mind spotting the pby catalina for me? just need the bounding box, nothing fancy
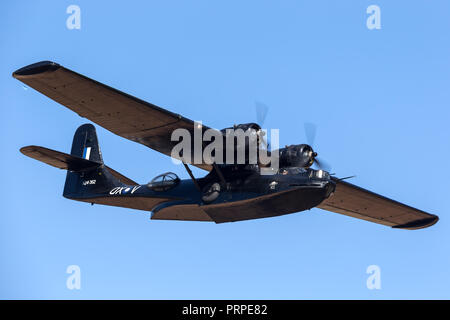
[14,61,438,229]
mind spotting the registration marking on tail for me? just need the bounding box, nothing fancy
[83,147,92,160]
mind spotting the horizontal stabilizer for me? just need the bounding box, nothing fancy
[20,145,101,171]
[20,145,138,185]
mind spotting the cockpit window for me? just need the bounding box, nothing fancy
[148,172,180,191]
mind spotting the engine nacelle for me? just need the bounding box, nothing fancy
[278,144,316,168]
[219,123,262,164]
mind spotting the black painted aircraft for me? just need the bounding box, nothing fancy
[14,61,438,229]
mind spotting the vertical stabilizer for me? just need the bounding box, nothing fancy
[63,124,120,198]
[70,124,103,163]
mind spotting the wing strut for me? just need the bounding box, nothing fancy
[182,163,202,192]
[212,163,227,187]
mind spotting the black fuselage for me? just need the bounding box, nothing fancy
[66,164,335,223]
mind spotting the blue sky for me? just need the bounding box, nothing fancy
[1,1,449,299]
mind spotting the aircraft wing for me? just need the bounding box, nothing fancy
[13,61,213,171]
[317,178,438,230]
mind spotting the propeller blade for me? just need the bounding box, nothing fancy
[260,136,269,149]
[304,122,317,147]
[314,157,332,172]
[255,101,269,127]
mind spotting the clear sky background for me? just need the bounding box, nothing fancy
[1,1,449,299]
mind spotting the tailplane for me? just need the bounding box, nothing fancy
[20,124,137,199]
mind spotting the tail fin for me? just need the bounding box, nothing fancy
[20,123,138,200]
[70,124,103,163]
[63,124,116,198]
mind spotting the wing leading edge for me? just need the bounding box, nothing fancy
[317,178,438,230]
[13,61,213,171]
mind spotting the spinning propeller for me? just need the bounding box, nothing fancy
[303,122,332,172]
[255,101,270,149]
[254,101,332,171]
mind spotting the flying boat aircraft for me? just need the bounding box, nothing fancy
[13,61,439,229]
